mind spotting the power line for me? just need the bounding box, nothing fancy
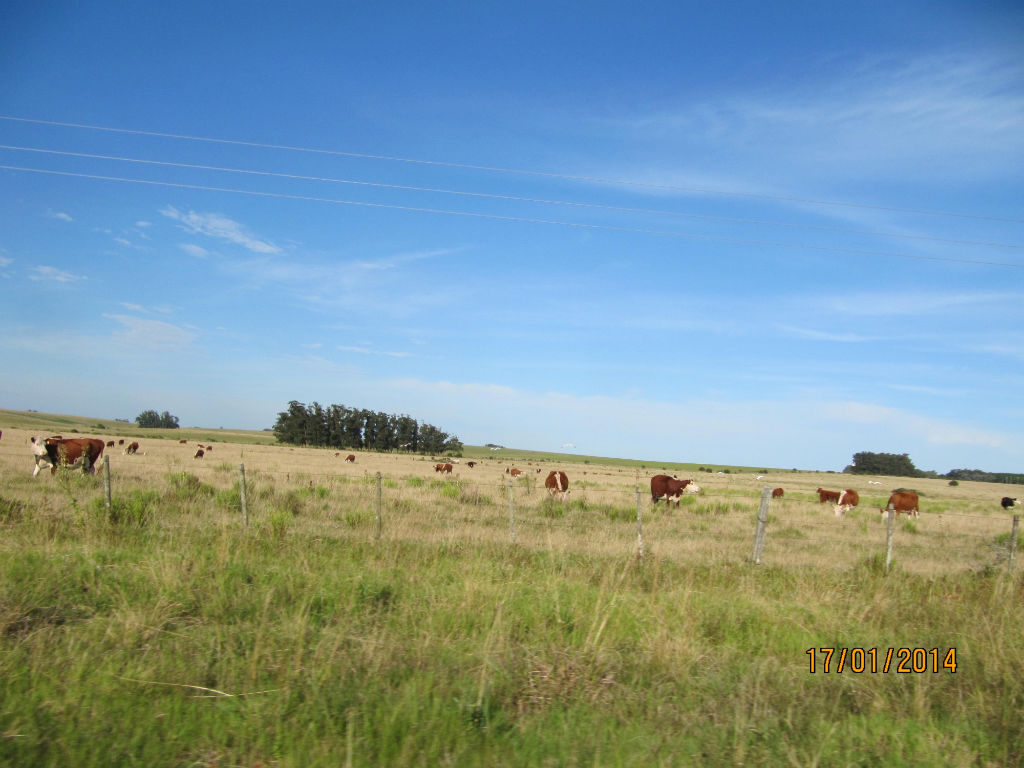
[3,163,1021,269]
[3,143,1020,251]
[3,114,1022,224]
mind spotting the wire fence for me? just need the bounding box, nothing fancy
[3,445,1020,576]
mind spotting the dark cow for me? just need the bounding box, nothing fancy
[817,488,841,504]
[1001,497,1018,509]
[345,454,356,463]
[545,470,569,500]
[881,491,920,519]
[106,440,115,448]
[118,439,125,446]
[466,461,476,468]
[179,439,187,444]
[772,487,784,498]
[31,436,105,476]
[651,474,699,505]
[124,441,140,455]
[194,448,205,459]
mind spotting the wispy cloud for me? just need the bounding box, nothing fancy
[179,243,209,258]
[29,266,86,283]
[337,345,410,358]
[103,314,196,350]
[160,206,280,253]
[814,290,1020,317]
[776,324,873,342]
[47,210,73,222]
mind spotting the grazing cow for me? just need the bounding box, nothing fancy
[205,445,211,452]
[817,488,841,504]
[439,463,453,474]
[881,491,920,519]
[194,448,205,459]
[179,439,187,444]
[833,489,860,516]
[345,454,355,463]
[536,468,542,473]
[30,436,105,476]
[334,452,340,457]
[118,439,125,446]
[467,461,476,468]
[509,468,523,477]
[650,474,696,505]
[123,441,140,455]
[1001,497,1018,509]
[772,487,784,498]
[545,470,569,500]
[106,440,115,448]
[434,463,446,472]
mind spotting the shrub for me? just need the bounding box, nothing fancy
[0,497,25,523]
[166,472,215,501]
[91,490,158,528]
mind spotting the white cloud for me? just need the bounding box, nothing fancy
[120,302,146,312]
[47,210,73,222]
[114,237,132,247]
[29,266,85,283]
[103,314,196,350]
[135,221,151,227]
[160,206,280,253]
[0,255,12,267]
[179,243,209,258]
[777,324,873,342]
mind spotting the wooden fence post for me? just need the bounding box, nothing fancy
[375,472,383,540]
[1009,515,1020,572]
[636,487,644,559]
[508,481,516,544]
[239,463,248,527]
[750,486,771,564]
[103,455,112,512]
[885,506,895,573]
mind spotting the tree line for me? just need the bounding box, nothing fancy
[272,401,463,455]
[136,410,180,429]
[844,451,1023,485]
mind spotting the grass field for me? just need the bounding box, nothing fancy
[1,412,1021,766]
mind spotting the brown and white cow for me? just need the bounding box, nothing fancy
[345,454,356,463]
[881,491,920,519]
[545,470,569,501]
[509,468,523,478]
[31,436,105,476]
[124,441,140,455]
[833,489,860,516]
[435,463,453,474]
[194,448,205,459]
[650,474,699,505]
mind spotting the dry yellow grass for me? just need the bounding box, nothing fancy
[0,426,1018,577]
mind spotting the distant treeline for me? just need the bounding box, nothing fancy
[844,451,1024,485]
[272,401,463,455]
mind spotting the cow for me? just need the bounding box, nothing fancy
[194,448,205,459]
[467,461,476,468]
[1001,497,1018,509]
[509,468,523,477]
[179,439,187,444]
[434,463,446,472]
[439,463,453,474]
[817,488,841,504]
[30,436,105,476]
[345,454,355,463]
[205,445,211,452]
[833,489,860,516]
[123,441,140,455]
[772,487,784,498]
[118,439,125,446]
[545,470,569,501]
[881,491,920,519]
[106,440,115,448]
[651,474,697,505]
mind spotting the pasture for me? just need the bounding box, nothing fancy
[1,421,1022,766]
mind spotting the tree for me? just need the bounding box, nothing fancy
[843,452,921,477]
[136,409,180,428]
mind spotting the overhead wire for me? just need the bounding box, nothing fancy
[2,143,1021,251]
[2,114,1022,224]
[4,163,1022,269]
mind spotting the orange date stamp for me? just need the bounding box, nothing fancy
[806,647,957,673]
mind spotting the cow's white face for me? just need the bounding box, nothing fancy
[29,437,47,457]
[684,483,701,494]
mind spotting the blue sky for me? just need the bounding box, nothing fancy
[1,1,1022,472]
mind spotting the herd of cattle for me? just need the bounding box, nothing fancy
[17,434,1021,517]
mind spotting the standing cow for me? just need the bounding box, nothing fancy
[651,474,699,505]
[545,470,569,501]
[817,488,841,504]
[881,491,920,519]
[30,436,105,476]
[833,489,860,516]
[1001,497,1018,509]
